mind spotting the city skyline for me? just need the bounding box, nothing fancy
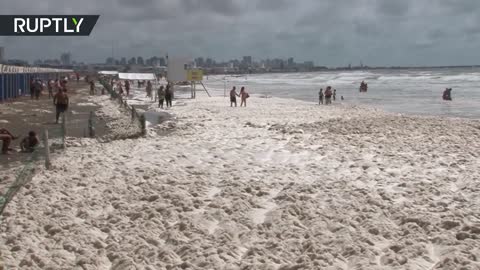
[1,1,480,67]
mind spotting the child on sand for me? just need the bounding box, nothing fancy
[20,131,39,153]
[239,87,249,107]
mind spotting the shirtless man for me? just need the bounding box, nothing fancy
[53,89,69,124]
[230,86,239,107]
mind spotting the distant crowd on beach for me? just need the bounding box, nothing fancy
[109,78,175,109]
[318,86,344,105]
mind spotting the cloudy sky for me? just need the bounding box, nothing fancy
[0,0,479,67]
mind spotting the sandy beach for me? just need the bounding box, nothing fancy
[1,95,480,269]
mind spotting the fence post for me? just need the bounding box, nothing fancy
[61,113,66,148]
[43,129,51,169]
[131,106,135,121]
[140,114,146,136]
[88,111,95,137]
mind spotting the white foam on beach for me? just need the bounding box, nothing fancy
[1,96,480,269]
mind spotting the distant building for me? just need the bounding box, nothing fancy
[303,61,314,69]
[128,57,136,65]
[195,57,205,67]
[0,47,4,63]
[159,57,166,66]
[206,58,214,67]
[287,57,294,67]
[137,56,144,66]
[106,57,115,65]
[60,52,71,65]
[120,57,127,65]
[242,56,252,67]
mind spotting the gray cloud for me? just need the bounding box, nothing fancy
[0,0,480,66]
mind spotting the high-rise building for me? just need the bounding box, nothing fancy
[206,58,214,67]
[195,57,205,67]
[60,52,71,65]
[242,56,252,66]
[106,57,115,65]
[0,47,4,63]
[159,57,166,66]
[287,57,294,67]
[137,56,144,65]
[120,57,127,65]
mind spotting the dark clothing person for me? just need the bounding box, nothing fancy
[20,131,39,152]
[29,79,35,99]
[89,81,95,95]
[34,81,43,100]
[165,85,173,108]
[146,81,153,98]
[125,80,130,96]
[230,87,239,107]
[158,86,166,108]
[53,90,69,124]
[443,88,452,101]
[319,89,324,105]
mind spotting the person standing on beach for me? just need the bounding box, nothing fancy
[29,78,35,99]
[158,85,166,108]
[34,79,43,100]
[324,86,333,105]
[230,86,239,107]
[239,87,249,107]
[146,81,153,99]
[165,84,173,108]
[333,89,337,101]
[318,88,324,105]
[125,80,130,97]
[89,80,95,95]
[53,89,69,124]
[47,79,54,99]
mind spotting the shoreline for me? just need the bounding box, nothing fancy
[1,96,479,269]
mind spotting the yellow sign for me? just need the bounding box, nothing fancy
[187,69,203,81]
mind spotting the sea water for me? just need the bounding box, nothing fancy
[203,68,480,119]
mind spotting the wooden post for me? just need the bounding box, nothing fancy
[88,111,95,137]
[140,114,146,136]
[61,113,66,148]
[43,129,51,169]
[131,106,135,121]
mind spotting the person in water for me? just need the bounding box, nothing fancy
[443,88,452,101]
[324,86,333,105]
[318,88,324,105]
[230,86,239,107]
[333,89,337,101]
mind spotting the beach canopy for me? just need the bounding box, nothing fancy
[118,73,156,80]
[98,70,119,75]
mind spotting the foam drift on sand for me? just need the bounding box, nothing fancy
[1,97,480,269]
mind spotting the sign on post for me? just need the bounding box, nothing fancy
[187,69,203,81]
